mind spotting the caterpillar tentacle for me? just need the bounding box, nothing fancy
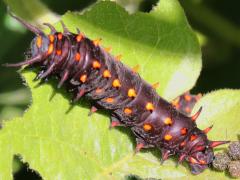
[3,55,42,67]
[43,23,57,33]
[6,15,230,175]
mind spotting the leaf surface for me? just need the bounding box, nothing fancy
[1,1,228,179]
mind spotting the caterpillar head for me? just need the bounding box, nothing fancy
[186,138,229,174]
[4,12,60,67]
[187,146,214,174]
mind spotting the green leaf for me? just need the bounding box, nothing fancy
[3,0,59,26]
[0,0,205,179]
[0,89,30,106]
[192,89,240,141]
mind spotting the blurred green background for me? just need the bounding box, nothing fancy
[0,0,239,179]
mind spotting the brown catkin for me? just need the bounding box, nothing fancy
[228,142,240,160]
[212,153,231,171]
[228,161,240,178]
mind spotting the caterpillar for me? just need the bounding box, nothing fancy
[5,13,229,175]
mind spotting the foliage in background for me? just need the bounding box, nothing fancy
[0,0,239,179]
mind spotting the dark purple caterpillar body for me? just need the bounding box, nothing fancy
[5,14,229,175]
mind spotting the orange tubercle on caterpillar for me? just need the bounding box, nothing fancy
[124,108,132,115]
[143,124,152,131]
[164,134,172,141]
[75,53,81,61]
[112,79,121,88]
[80,74,87,83]
[146,102,154,111]
[103,70,111,78]
[36,36,42,48]
[164,117,173,125]
[92,60,101,69]
[128,88,137,98]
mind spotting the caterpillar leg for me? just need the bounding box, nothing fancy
[160,149,172,164]
[88,106,98,116]
[134,138,154,154]
[135,139,147,154]
[71,88,86,103]
[109,116,123,129]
